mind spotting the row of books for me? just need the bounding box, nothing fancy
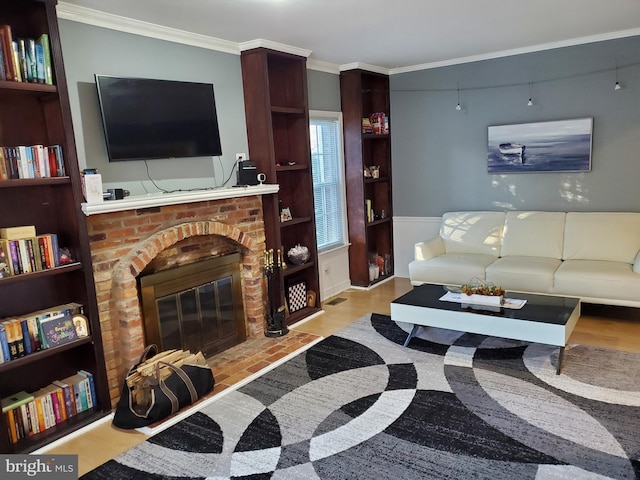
[0,302,85,364]
[0,145,66,180]
[0,24,53,84]
[1,370,96,444]
[0,234,60,277]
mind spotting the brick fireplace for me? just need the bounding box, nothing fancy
[82,187,277,404]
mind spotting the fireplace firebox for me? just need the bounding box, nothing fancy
[139,253,246,357]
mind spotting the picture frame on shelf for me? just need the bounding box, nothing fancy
[280,207,293,222]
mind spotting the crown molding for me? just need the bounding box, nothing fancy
[57,2,239,54]
[307,59,340,74]
[238,39,311,58]
[339,62,390,75]
[390,27,640,75]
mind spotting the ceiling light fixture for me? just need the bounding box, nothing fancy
[614,65,622,90]
[527,82,534,106]
[456,86,462,111]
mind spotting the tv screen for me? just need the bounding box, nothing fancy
[95,75,223,162]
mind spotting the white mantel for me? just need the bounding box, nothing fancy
[81,184,279,216]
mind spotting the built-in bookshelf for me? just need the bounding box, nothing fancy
[240,47,321,325]
[0,0,109,453]
[341,69,394,287]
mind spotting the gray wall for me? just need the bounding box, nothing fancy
[59,20,342,195]
[308,70,341,112]
[59,20,250,195]
[391,36,640,216]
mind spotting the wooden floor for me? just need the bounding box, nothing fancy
[46,277,640,476]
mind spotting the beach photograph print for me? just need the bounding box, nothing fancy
[488,118,593,174]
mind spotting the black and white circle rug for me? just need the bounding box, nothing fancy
[83,313,640,479]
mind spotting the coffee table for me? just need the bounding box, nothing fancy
[390,284,581,374]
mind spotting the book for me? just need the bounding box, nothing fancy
[1,391,34,413]
[10,318,25,358]
[6,408,18,443]
[8,240,22,274]
[27,400,39,434]
[19,317,32,355]
[11,40,22,82]
[3,319,18,360]
[34,42,45,83]
[16,38,29,82]
[4,147,19,179]
[52,380,74,418]
[25,315,41,352]
[60,374,88,413]
[38,313,78,349]
[0,25,17,82]
[36,235,50,269]
[0,225,36,240]
[26,38,37,83]
[0,323,10,362]
[17,239,32,273]
[0,239,11,277]
[0,147,8,180]
[48,145,65,176]
[77,370,96,409]
[0,41,6,80]
[37,34,53,85]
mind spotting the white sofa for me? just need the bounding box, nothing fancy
[409,211,640,307]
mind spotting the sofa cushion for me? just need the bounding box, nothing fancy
[563,212,640,264]
[441,211,505,257]
[554,259,640,302]
[501,211,565,259]
[486,256,560,293]
[409,253,497,286]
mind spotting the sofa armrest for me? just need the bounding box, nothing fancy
[415,237,445,261]
[634,250,640,273]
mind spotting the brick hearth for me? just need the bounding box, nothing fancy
[85,194,268,405]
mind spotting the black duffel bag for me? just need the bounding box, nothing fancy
[112,345,215,429]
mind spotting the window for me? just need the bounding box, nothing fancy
[310,111,347,252]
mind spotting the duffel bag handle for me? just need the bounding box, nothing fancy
[155,361,199,414]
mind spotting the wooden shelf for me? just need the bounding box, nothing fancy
[0,177,71,188]
[341,69,394,288]
[0,336,94,373]
[271,106,305,115]
[0,79,57,94]
[241,48,321,326]
[280,216,312,228]
[0,0,109,453]
[0,262,82,285]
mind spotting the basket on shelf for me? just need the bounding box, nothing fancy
[287,244,310,265]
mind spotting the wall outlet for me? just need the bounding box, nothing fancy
[236,153,246,161]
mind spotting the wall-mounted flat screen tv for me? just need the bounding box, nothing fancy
[95,75,223,162]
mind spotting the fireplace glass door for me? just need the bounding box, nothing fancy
[140,253,246,357]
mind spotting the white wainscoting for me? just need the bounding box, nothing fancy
[392,216,441,278]
[318,244,352,301]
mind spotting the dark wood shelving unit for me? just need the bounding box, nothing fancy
[341,69,394,287]
[0,0,109,453]
[241,47,321,324]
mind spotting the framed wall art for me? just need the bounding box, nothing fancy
[488,118,593,174]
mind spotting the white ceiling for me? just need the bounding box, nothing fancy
[59,0,640,72]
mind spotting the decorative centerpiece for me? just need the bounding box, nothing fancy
[460,279,505,307]
[287,244,310,265]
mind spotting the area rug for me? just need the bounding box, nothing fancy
[82,313,640,479]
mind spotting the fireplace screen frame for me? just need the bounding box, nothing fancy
[139,253,246,357]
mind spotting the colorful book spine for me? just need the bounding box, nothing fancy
[77,370,96,409]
